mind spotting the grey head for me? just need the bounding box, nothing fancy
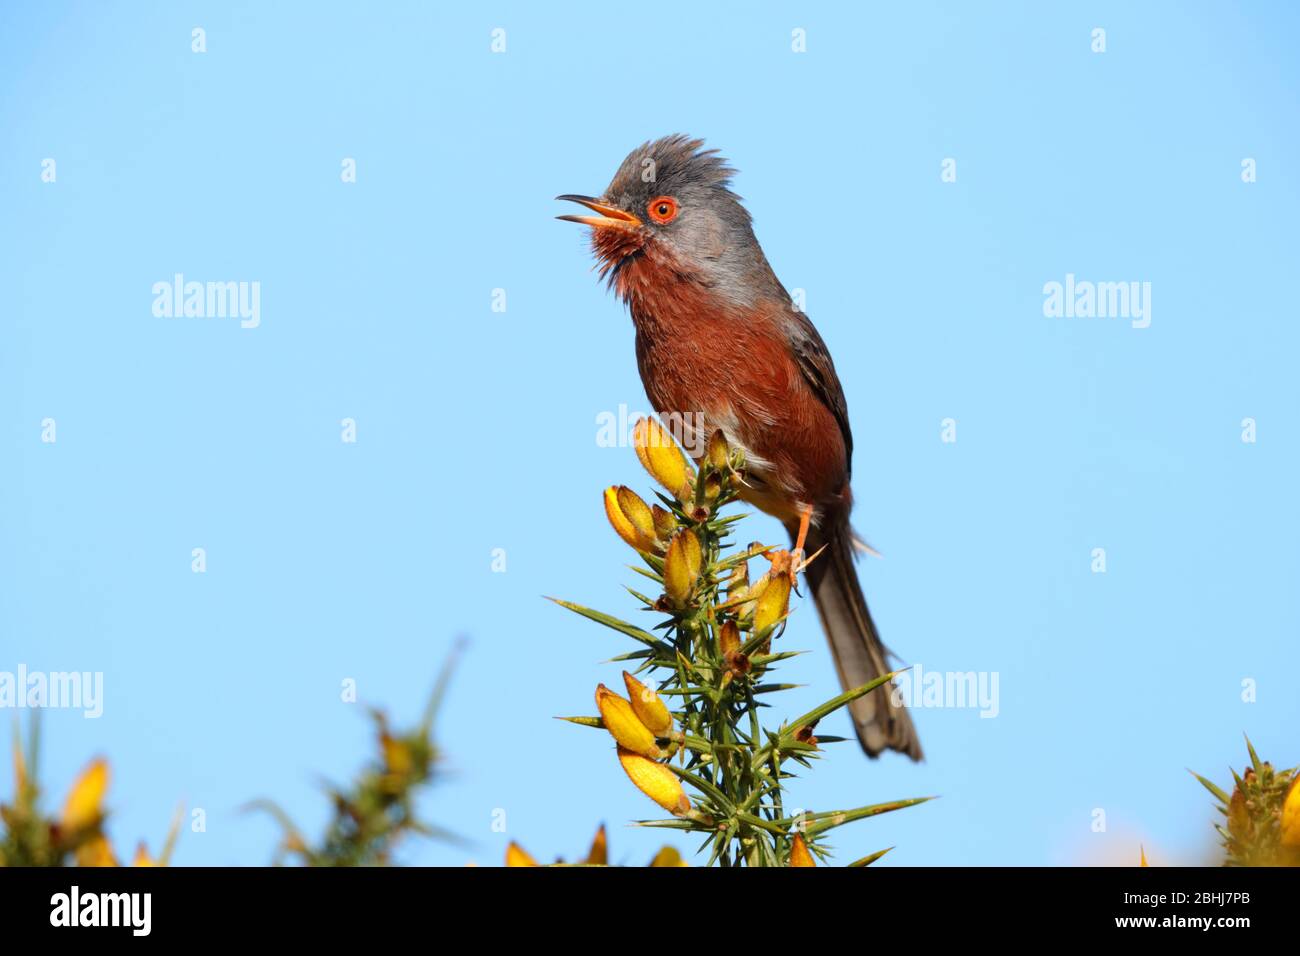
[557,135,787,307]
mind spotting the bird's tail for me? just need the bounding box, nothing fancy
[798,518,922,760]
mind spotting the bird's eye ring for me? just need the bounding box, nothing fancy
[647,196,679,225]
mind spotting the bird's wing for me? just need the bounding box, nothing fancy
[783,309,854,477]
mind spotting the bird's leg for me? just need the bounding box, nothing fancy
[790,503,814,583]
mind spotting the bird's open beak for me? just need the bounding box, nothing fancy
[555,194,642,230]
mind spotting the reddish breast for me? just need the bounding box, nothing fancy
[617,254,848,510]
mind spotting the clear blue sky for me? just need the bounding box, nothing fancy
[2,1,1297,866]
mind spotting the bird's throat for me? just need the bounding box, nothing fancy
[610,247,729,340]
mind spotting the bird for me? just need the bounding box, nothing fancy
[557,135,921,760]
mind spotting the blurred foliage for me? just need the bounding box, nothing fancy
[251,646,466,866]
[2,649,464,867]
[1,716,179,867]
[1192,737,1299,867]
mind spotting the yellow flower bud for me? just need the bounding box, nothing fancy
[622,671,672,736]
[752,572,791,637]
[381,734,413,775]
[595,684,662,758]
[1281,777,1300,849]
[734,549,756,583]
[505,841,539,867]
[617,746,691,816]
[664,530,702,604]
[718,619,749,679]
[133,842,158,867]
[703,472,722,501]
[633,417,693,500]
[77,833,119,867]
[62,757,109,832]
[707,429,730,470]
[789,832,816,867]
[283,832,308,855]
[651,504,677,541]
[584,824,608,865]
[604,485,659,552]
[718,618,741,657]
[649,845,689,867]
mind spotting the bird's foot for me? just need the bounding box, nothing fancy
[787,545,828,587]
[763,547,818,590]
[789,548,805,584]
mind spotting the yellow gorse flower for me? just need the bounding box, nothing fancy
[706,429,730,470]
[1282,777,1300,849]
[718,618,741,658]
[595,684,663,759]
[505,841,540,867]
[133,842,158,867]
[789,832,816,867]
[717,619,749,686]
[651,504,677,541]
[604,485,661,552]
[617,746,690,816]
[77,833,118,867]
[649,845,689,867]
[752,570,791,639]
[622,671,673,737]
[584,824,608,865]
[61,757,109,832]
[663,529,702,605]
[633,417,693,501]
[381,734,414,775]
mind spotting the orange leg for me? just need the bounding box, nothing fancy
[790,504,814,581]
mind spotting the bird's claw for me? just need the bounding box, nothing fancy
[764,546,824,591]
[788,549,806,587]
[793,546,832,590]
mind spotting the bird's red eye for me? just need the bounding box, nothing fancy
[647,196,679,224]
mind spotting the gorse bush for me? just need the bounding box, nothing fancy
[252,648,464,866]
[1,718,178,867]
[1192,738,1299,867]
[1,654,461,868]
[553,417,928,867]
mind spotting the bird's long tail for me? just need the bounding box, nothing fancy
[797,518,922,760]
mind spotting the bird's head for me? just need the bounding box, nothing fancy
[557,135,781,307]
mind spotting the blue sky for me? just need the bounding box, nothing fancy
[1,1,1297,866]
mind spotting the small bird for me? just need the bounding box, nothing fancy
[558,135,921,760]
